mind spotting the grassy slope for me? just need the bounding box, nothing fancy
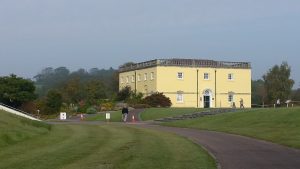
[140,108,205,121]
[0,110,216,169]
[0,110,51,147]
[164,108,300,149]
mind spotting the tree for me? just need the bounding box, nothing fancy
[0,75,36,107]
[143,92,172,107]
[43,90,63,114]
[85,80,107,105]
[62,77,84,104]
[116,86,132,101]
[263,62,294,103]
[292,88,300,101]
[251,80,267,105]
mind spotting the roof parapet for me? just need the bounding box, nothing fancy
[119,59,251,72]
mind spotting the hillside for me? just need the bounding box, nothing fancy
[0,110,51,147]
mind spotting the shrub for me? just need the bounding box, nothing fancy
[133,104,151,109]
[86,106,97,114]
[100,102,115,111]
[126,92,143,105]
[143,92,172,107]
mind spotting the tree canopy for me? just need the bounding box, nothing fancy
[263,62,294,103]
[0,75,36,107]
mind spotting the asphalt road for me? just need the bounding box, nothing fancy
[128,109,300,169]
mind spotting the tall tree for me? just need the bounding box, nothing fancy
[263,62,294,103]
[0,75,36,108]
[251,80,267,105]
[85,80,107,104]
[43,89,63,114]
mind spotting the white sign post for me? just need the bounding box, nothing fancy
[106,113,110,123]
[60,112,67,120]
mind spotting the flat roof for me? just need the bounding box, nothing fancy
[119,59,251,72]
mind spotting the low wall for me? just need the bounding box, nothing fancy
[0,104,41,121]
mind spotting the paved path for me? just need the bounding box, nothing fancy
[126,108,143,122]
[128,109,300,169]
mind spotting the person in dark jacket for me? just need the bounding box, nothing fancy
[121,106,129,122]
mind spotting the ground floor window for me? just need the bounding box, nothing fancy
[177,93,184,102]
[228,94,234,102]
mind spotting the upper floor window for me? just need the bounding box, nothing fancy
[126,76,129,83]
[120,77,124,84]
[137,74,141,81]
[228,73,234,80]
[131,75,135,83]
[204,73,209,80]
[150,72,154,80]
[177,72,184,79]
[144,73,147,81]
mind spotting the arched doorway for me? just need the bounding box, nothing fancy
[203,89,212,108]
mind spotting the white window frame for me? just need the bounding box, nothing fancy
[126,76,129,83]
[150,72,154,80]
[177,72,184,80]
[144,73,147,81]
[228,73,234,80]
[137,74,141,81]
[120,77,124,84]
[204,73,209,80]
[131,75,135,83]
[177,93,184,103]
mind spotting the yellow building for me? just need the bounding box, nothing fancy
[119,59,251,108]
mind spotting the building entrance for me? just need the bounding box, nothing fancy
[203,89,212,108]
[204,96,210,108]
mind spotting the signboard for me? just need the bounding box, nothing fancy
[106,113,110,120]
[60,112,67,120]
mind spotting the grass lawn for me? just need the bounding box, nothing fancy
[85,111,122,122]
[140,108,205,121]
[163,107,300,149]
[0,110,216,169]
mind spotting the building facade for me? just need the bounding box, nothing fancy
[119,59,251,108]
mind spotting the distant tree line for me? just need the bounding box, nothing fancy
[33,67,119,114]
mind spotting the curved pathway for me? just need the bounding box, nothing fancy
[129,109,300,169]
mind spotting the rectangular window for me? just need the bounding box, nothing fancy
[150,72,154,80]
[204,73,209,80]
[177,93,184,102]
[228,73,234,80]
[137,74,141,81]
[228,94,234,102]
[131,75,135,83]
[144,73,147,81]
[177,72,184,79]
[120,77,124,84]
[126,77,129,83]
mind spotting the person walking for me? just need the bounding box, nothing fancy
[276,99,281,107]
[240,98,244,108]
[121,106,129,122]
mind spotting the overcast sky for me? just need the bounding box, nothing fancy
[0,0,299,87]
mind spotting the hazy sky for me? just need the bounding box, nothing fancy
[0,0,299,87]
